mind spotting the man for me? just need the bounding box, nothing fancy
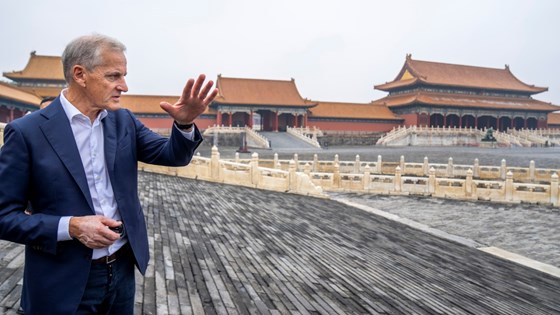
[0,34,218,314]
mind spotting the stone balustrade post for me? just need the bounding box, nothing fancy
[423,156,429,176]
[313,154,318,172]
[529,160,535,182]
[251,152,260,186]
[428,167,436,194]
[293,153,299,171]
[376,155,382,174]
[551,173,559,206]
[447,157,453,177]
[211,146,220,180]
[273,153,279,169]
[334,154,339,166]
[288,159,297,191]
[304,163,311,176]
[465,169,473,197]
[333,163,341,188]
[505,171,514,201]
[501,159,507,180]
[400,155,405,171]
[394,166,402,192]
[354,155,361,173]
[473,158,480,178]
[235,152,240,163]
[363,165,371,191]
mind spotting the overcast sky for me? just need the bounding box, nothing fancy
[1,0,559,106]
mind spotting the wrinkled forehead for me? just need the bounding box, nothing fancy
[94,49,127,71]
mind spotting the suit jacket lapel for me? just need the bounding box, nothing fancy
[40,101,94,213]
[103,112,117,176]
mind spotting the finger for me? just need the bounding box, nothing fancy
[100,217,121,228]
[199,80,214,99]
[203,88,219,105]
[191,74,206,99]
[181,78,195,101]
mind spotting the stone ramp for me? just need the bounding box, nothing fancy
[259,132,318,150]
[1,172,559,314]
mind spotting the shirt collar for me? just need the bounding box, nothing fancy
[60,89,108,122]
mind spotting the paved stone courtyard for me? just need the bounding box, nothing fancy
[2,145,560,314]
[1,170,559,314]
[329,192,560,268]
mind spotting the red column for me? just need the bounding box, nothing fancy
[294,114,298,128]
[228,113,233,126]
[443,114,447,127]
[524,118,528,129]
[9,108,14,122]
[304,113,308,127]
[274,111,279,132]
[475,116,478,129]
[216,110,222,126]
[510,118,514,129]
[459,116,463,128]
[248,111,253,128]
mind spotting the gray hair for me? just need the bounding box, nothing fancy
[61,34,126,83]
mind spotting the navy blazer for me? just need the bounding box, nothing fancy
[0,98,202,314]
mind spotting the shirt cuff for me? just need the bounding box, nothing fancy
[57,216,73,241]
[174,124,195,141]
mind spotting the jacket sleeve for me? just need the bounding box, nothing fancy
[126,110,203,166]
[0,123,60,254]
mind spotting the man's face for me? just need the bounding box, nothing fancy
[83,49,128,112]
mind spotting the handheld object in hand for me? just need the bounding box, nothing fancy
[109,223,125,237]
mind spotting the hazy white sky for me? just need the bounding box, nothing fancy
[1,0,559,105]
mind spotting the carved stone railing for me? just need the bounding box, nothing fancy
[244,127,270,149]
[286,126,321,148]
[148,144,560,206]
[2,121,558,206]
[139,146,324,197]
[203,125,270,149]
[376,126,534,147]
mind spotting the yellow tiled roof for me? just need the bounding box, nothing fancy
[3,52,65,81]
[0,81,42,105]
[310,101,402,120]
[214,76,315,107]
[547,113,560,125]
[375,55,547,94]
[372,91,560,111]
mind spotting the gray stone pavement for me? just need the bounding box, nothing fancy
[328,192,560,268]
[2,171,560,314]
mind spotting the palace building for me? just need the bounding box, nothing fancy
[0,52,558,133]
[372,54,559,131]
[3,51,66,98]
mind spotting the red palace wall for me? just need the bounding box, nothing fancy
[400,113,419,126]
[308,120,400,132]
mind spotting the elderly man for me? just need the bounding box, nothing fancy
[0,34,217,315]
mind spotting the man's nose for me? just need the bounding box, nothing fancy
[117,79,129,92]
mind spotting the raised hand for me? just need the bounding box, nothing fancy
[159,74,219,125]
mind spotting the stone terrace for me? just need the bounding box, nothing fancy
[1,172,560,314]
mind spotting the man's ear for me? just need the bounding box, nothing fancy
[73,65,87,88]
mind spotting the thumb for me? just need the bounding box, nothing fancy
[159,101,175,115]
[100,217,121,228]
